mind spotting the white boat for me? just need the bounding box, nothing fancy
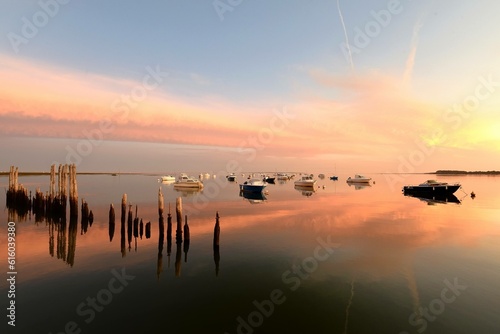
[346,174,371,183]
[276,173,290,180]
[294,175,317,187]
[239,178,266,193]
[174,173,203,189]
[160,175,175,182]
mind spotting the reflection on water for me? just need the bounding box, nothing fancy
[404,192,462,205]
[1,173,500,333]
[239,190,267,203]
[294,184,317,196]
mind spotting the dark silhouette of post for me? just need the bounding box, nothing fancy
[109,204,115,242]
[213,211,220,276]
[175,197,183,244]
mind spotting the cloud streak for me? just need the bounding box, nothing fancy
[403,18,424,85]
[337,0,354,71]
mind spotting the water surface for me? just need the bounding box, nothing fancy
[1,173,499,334]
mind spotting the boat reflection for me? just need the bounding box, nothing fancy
[347,183,372,190]
[174,188,203,197]
[294,185,316,197]
[404,192,461,205]
[239,190,267,203]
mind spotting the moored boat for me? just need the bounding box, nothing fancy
[347,174,371,183]
[226,173,237,182]
[294,175,317,187]
[239,178,266,193]
[160,175,176,182]
[403,180,461,195]
[174,173,203,189]
[263,176,276,183]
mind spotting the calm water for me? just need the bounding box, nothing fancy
[1,173,500,334]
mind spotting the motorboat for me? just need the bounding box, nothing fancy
[276,173,290,180]
[226,173,237,182]
[174,173,203,189]
[160,175,176,182]
[294,175,317,187]
[402,180,461,195]
[346,174,371,183]
[239,178,266,193]
[263,176,276,183]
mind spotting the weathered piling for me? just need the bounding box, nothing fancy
[81,199,90,235]
[140,219,144,239]
[145,221,151,239]
[157,189,165,280]
[127,205,133,250]
[158,187,164,218]
[175,197,183,243]
[120,195,126,257]
[213,211,220,277]
[133,216,139,239]
[214,211,220,248]
[69,164,78,218]
[109,204,115,242]
[158,188,165,247]
[183,215,190,262]
[6,166,30,220]
[121,194,127,223]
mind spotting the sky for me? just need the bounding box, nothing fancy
[1,0,499,174]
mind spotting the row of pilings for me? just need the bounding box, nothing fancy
[6,164,80,222]
[108,190,221,278]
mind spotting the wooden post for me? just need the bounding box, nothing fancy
[213,211,221,276]
[127,205,133,251]
[183,215,190,262]
[121,194,127,224]
[158,187,164,218]
[140,219,144,239]
[175,197,183,243]
[145,221,151,239]
[109,204,115,242]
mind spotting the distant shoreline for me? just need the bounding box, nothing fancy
[1,170,499,176]
[433,170,500,175]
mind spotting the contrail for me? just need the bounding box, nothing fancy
[337,0,354,71]
[403,18,424,84]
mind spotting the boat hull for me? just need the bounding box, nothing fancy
[239,184,266,193]
[174,182,203,189]
[294,181,316,187]
[402,184,460,195]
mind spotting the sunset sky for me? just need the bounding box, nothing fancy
[1,0,499,174]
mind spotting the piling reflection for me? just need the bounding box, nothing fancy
[67,215,77,267]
